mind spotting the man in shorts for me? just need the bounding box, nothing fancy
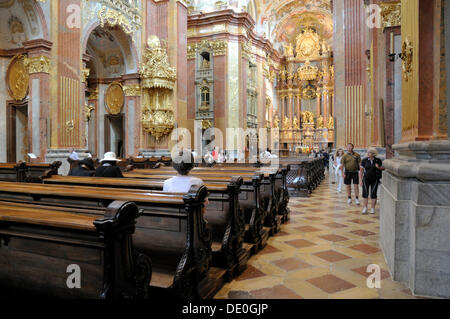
[340,143,361,204]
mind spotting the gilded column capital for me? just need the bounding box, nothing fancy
[123,84,142,97]
[24,55,51,74]
[380,1,401,29]
[210,40,227,56]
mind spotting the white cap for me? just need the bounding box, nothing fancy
[100,152,121,162]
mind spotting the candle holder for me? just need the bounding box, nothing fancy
[389,52,402,62]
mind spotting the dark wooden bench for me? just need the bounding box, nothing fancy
[132,165,290,231]
[42,175,250,276]
[280,158,324,196]
[0,200,150,299]
[24,161,62,183]
[0,162,27,182]
[123,171,270,251]
[0,182,213,298]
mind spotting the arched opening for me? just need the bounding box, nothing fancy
[0,0,45,162]
[83,25,137,158]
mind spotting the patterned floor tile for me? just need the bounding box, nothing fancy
[272,257,311,271]
[313,250,352,262]
[307,274,356,293]
[215,174,424,299]
[251,285,302,299]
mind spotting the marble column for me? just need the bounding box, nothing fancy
[445,0,450,137]
[122,73,141,158]
[316,92,322,117]
[288,93,293,126]
[323,91,329,121]
[23,39,52,161]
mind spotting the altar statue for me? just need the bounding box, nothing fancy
[293,117,300,130]
[283,116,291,129]
[317,115,324,128]
[284,43,294,57]
[273,115,280,128]
[327,116,335,129]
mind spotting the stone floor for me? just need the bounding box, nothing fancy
[215,173,421,299]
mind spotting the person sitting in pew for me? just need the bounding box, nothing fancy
[95,152,123,178]
[69,158,95,177]
[164,152,208,214]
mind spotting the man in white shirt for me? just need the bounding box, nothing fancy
[163,152,208,214]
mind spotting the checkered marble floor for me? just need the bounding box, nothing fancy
[215,173,421,299]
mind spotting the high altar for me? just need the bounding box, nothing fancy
[276,27,335,152]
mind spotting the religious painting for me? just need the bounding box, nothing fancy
[105,82,124,115]
[6,54,29,102]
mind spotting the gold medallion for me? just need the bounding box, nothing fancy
[6,55,29,101]
[105,82,124,115]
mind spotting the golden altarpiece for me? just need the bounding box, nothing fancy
[276,28,335,152]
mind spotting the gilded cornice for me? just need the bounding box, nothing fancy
[24,55,51,74]
[187,39,228,58]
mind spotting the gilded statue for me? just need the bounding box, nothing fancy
[327,117,335,129]
[302,111,314,124]
[283,116,291,129]
[201,58,210,69]
[293,117,300,130]
[280,69,287,82]
[273,115,280,128]
[317,115,324,129]
[283,43,294,57]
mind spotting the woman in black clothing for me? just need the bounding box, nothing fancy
[69,158,95,176]
[359,148,385,215]
[95,152,123,178]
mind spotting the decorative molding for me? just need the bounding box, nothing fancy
[81,68,90,83]
[401,37,413,82]
[6,54,29,101]
[24,55,51,74]
[104,81,124,115]
[188,40,228,58]
[98,3,141,42]
[380,1,401,28]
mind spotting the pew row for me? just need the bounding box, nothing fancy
[0,161,61,183]
[127,165,290,227]
[0,200,151,299]
[42,175,250,275]
[280,158,325,196]
[122,172,270,251]
[0,182,217,298]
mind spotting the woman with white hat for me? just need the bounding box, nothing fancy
[95,152,123,178]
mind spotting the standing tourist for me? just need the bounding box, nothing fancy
[360,148,385,214]
[341,143,361,204]
[334,148,345,192]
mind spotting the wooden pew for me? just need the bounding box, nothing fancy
[122,171,269,251]
[0,162,27,182]
[25,161,62,183]
[0,182,213,298]
[42,175,250,276]
[280,158,324,196]
[0,200,151,299]
[131,165,290,229]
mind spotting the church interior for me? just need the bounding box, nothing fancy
[0,0,449,301]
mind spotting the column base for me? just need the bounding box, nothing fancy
[381,141,450,298]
